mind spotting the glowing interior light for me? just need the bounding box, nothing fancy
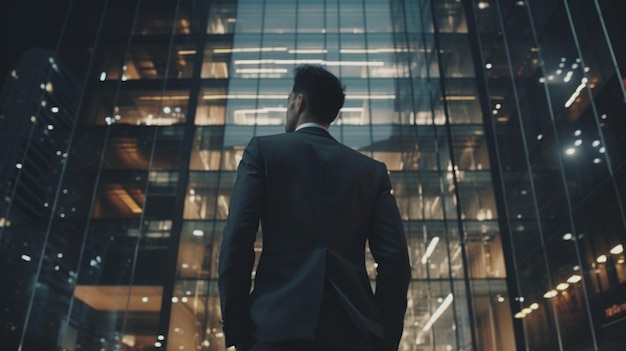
[543,290,558,299]
[514,312,526,319]
[422,293,453,331]
[562,233,572,240]
[565,148,576,155]
[610,244,624,255]
[567,274,582,283]
[21,254,32,262]
[193,230,204,237]
[214,47,287,53]
[565,80,587,108]
[421,237,440,264]
[51,106,59,113]
[592,140,600,147]
[236,68,289,74]
[288,49,328,54]
[522,308,532,314]
[597,255,607,263]
[555,283,570,291]
[142,297,149,302]
[485,63,493,69]
[593,158,602,164]
[563,71,573,82]
[574,130,581,136]
[530,303,539,310]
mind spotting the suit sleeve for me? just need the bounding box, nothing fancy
[368,163,411,351]
[218,137,265,348]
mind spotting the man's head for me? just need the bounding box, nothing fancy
[285,64,346,132]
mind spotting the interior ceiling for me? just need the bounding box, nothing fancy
[74,285,162,311]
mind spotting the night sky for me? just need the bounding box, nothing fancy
[1,0,73,88]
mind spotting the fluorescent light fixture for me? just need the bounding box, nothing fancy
[567,274,582,283]
[562,233,572,240]
[530,303,539,310]
[522,308,532,314]
[192,230,204,237]
[138,96,189,101]
[563,71,573,82]
[610,244,624,255]
[288,49,328,54]
[565,78,588,108]
[340,48,410,54]
[203,94,395,100]
[514,312,526,319]
[178,50,197,55]
[235,107,287,114]
[445,96,476,101]
[214,47,287,53]
[21,254,32,262]
[543,290,558,299]
[597,255,607,263]
[236,68,288,74]
[347,94,395,100]
[234,59,384,66]
[421,237,440,264]
[203,94,285,100]
[422,293,453,331]
[555,283,570,291]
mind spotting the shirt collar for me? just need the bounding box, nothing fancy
[295,122,328,132]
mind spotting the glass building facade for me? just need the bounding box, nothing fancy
[0,0,624,350]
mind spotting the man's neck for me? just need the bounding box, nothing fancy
[296,122,328,131]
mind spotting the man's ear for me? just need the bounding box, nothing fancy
[296,94,306,113]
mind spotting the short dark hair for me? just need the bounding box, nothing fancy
[292,64,345,124]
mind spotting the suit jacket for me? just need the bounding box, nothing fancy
[218,127,411,350]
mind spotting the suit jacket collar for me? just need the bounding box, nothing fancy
[295,126,336,141]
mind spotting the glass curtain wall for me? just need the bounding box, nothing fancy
[1,0,519,350]
[390,0,515,350]
[469,0,626,350]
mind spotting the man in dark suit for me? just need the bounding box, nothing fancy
[218,64,411,351]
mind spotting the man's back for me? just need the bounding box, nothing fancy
[218,64,410,351]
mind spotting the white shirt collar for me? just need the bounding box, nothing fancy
[296,122,328,131]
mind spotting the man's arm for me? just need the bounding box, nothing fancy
[218,137,265,348]
[368,163,411,351]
